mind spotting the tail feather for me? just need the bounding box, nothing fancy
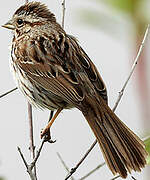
[106,109,147,169]
[95,120,129,177]
[103,112,142,171]
[81,96,147,178]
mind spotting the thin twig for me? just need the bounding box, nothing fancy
[110,175,120,180]
[17,147,36,180]
[65,24,150,179]
[0,87,17,98]
[57,152,75,180]
[30,139,45,169]
[30,135,56,170]
[18,111,55,179]
[113,24,150,111]
[28,103,37,179]
[131,176,137,180]
[78,162,105,180]
[62,0,66,28]
[17,147,28,169]
[17,138,47,179]
[65,140,97,180]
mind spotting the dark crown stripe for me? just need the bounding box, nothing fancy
[14,2,56,21]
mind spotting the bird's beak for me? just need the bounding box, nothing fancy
[2,20,15,30]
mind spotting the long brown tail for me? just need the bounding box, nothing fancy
[81,95,147,178]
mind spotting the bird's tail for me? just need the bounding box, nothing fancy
[81,95,147,178]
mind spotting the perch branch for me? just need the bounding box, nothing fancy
[18,136,53,180]
[65,24,150,179]
[18,111,55,179]
[30,139,45,169]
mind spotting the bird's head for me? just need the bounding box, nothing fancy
[2,1,56,34]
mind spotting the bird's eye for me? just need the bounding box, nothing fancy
[17,19,23,26]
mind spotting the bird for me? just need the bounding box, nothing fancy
[2,1,148,178]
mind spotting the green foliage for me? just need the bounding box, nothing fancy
[100,0,139,13]
[144,137,150,165]
[78,0,148,38]
[0,177,5,180]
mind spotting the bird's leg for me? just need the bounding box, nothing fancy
[43,111,54,142]
[41,108,63,139]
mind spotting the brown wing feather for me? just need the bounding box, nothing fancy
[16,32,107,107]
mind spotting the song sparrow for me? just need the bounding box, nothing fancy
[3,2,147,178]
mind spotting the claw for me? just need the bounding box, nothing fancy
[40,127,56,143]
[41,127,50,139]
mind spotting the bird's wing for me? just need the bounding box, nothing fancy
[15,33,107,106]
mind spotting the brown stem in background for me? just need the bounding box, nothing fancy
[62,0,66,28]
[28,103,37,179]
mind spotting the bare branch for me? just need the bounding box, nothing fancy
[28,103,37,179]
[131,176,137,180]
[65,24,150,179]
[57,152,75,180]
[65,140,97,179]
[18,137,50,180]
[18,110,56,179]
[28,104,35,156]
[78,162,105,180]
[17,147,36,180]
[30,139,45,170]
[17,147,28,169]
[113,24,150,111]
[0,87,17,98]
[29,135,56,170]
[62,0,66,28]
[110,175,120,180]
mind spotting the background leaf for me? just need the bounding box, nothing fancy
[144,137,150,165]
